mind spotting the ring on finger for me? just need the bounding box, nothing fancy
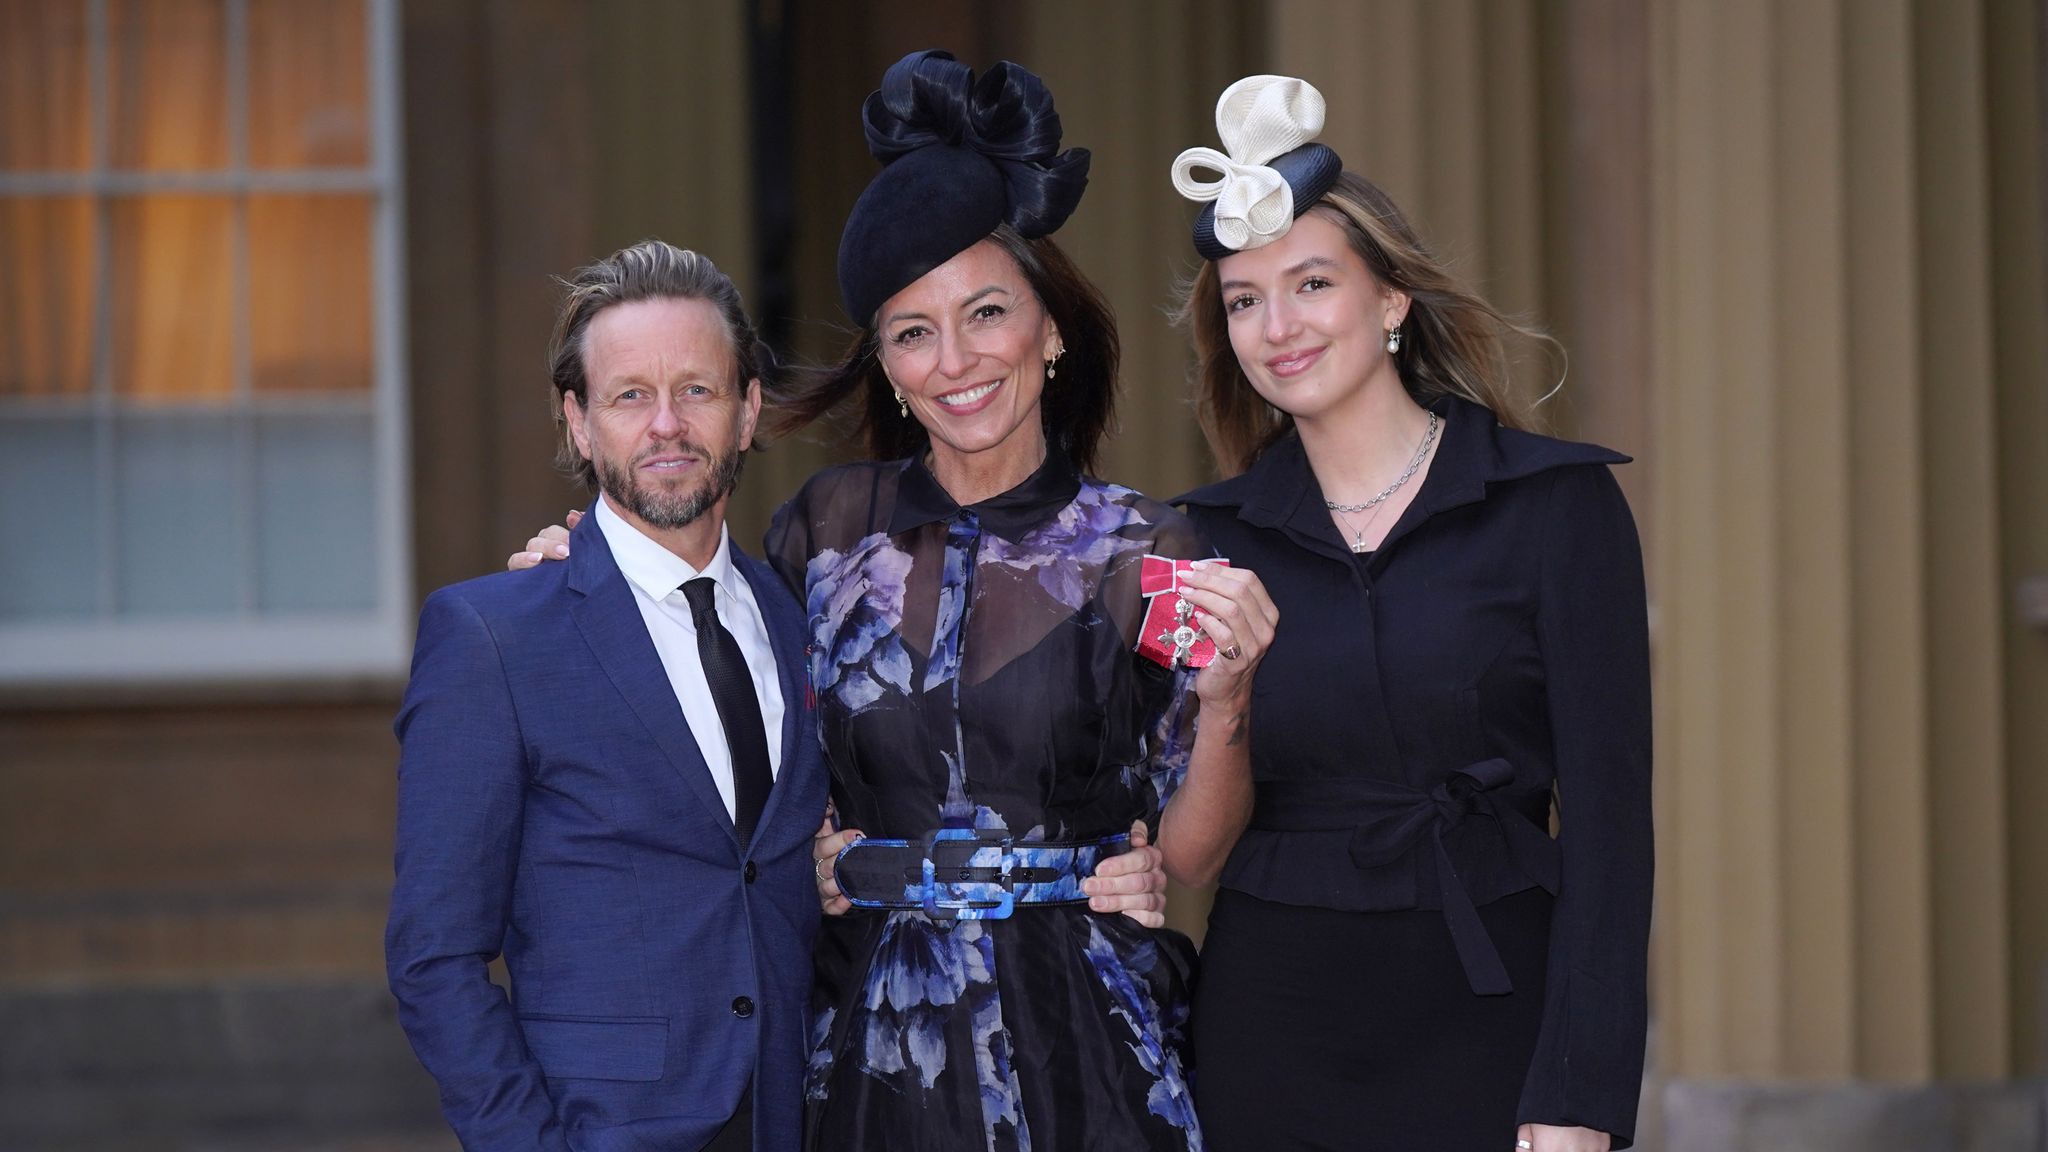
[1516,1141,1533,1150]
[814,857,829,884]
[1220,644,1243,660]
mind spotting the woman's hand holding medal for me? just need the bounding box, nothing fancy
[1171,560,1278,709]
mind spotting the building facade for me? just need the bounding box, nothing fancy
[2,1,2043,1147]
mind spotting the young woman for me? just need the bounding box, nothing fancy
[1169,77,1651,1152]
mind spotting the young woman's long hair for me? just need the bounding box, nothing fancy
[764,225,1121,474]
[1176,171,1559,477]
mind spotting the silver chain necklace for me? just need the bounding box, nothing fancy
[1323,410,1441,515]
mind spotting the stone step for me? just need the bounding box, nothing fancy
[0,979,447,1150]
[1662,1079,2047,1152]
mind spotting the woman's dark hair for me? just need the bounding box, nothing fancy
[766,225,1120,474]
[1174,171,1559,477]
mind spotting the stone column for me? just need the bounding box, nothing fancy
[1647,0,2047,1145]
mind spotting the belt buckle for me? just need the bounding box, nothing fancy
[920,828,1016,920]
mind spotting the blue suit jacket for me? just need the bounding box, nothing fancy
[386,508,827,1152]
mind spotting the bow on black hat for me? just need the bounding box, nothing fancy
[838,50,1091,324]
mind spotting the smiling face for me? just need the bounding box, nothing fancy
[875,238,1062,477]
[1215,211,1409,424]
[563,295,760,538]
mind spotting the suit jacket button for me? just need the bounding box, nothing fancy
[743,861,757,884]
[731,995,755,1018]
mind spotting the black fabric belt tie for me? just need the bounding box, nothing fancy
[1250,757,1560,996]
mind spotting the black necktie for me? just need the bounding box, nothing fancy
[681,577,773,846]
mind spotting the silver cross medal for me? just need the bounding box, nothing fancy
[1156,595,1204,668]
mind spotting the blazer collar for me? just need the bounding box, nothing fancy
[887,449,1084,542]
[565,502,625,598]
[567,503,814,856]
[1177,395,1630,563]
[564,509,738,846]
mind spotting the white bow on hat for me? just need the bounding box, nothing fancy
[1171,75,1327,253]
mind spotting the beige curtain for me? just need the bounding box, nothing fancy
[0,1,94,396]
[0,0,375,403]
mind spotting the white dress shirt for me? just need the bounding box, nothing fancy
[593,497,785,819]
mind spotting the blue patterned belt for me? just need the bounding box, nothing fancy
[1250,757,1560,996]
[833,828,1131,920]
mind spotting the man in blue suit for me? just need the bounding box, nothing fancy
[387,241,828,1152]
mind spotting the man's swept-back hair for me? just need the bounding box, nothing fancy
[546,239,771,489]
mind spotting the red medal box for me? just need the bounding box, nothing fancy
[1135,555,1230,670]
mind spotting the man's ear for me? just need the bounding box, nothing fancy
[563,390,593,461]
[739,378,762,452]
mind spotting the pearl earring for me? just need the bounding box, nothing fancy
[893,389,908,418]
[1386,325,1403,354]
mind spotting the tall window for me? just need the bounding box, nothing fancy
[0,0,408,686]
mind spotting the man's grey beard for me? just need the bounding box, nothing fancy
[596,438,746,530]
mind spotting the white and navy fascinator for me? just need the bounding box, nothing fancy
[1172,75,1343,260]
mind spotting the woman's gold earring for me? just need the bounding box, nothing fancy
[893,389,908,418]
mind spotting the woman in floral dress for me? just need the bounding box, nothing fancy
[783,52,1274,1152]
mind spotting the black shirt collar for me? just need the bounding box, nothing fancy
[1176,395,1629,561]
[888,449,1085,542]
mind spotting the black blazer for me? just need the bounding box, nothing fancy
[1178,396,1652,1146]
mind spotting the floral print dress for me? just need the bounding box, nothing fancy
[765,452,1207,1152]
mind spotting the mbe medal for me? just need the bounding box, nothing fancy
[1134,554,1228,670]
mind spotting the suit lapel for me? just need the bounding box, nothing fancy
[567,511,739,847]
[732,545,810,842]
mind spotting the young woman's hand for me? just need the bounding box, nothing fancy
[1082,820,1168,927]
[1517,1123,1611,1152]
[507,509,581,570]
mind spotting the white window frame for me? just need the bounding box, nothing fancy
[0,0,410,688]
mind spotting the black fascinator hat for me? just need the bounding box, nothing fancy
[837,50,1091,324]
